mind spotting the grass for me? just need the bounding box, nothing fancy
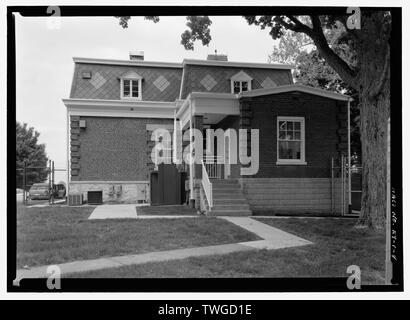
[16,204,259,268]
[66,217,386,284]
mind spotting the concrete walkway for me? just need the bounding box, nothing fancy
[222,217,311,248]
[88,204,139,219]
[15,217,312,282]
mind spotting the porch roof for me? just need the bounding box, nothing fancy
[176,92,239,128]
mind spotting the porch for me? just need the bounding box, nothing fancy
[175,92,251,215]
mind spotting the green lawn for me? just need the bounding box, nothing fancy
[16,205,259,268]
[66,217,386,284]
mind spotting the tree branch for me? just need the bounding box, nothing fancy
[305,15,359,88]
[285,16,313,36]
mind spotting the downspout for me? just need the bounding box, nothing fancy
[66,107,70,198]
[188,99,195,208]
[179,65,185,100]
[347,98,352,214]
[173,109,177,165]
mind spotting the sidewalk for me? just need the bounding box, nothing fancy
[15,217,312,282]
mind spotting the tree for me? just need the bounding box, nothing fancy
[16,121,48,189]
[117,11,391,229]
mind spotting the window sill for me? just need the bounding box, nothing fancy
[276,161,307,166]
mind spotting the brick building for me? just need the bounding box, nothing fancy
[63,52,351,215]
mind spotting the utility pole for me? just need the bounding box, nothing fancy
[48,160,51,205]
[51,161,55,205]
[23,161,27,205]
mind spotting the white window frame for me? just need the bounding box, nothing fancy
[120,76,142,100]
[276,116,306,165]
[230,71,252,94]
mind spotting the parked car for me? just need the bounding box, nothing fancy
[53,184,66,199]
[28,183,50,200]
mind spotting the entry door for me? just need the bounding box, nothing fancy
[224,135,230,178]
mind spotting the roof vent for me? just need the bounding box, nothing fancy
[207,50,228,61]
[129,50,144,61]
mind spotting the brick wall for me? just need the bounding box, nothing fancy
[240,92,348,178]
[70,116,173,181]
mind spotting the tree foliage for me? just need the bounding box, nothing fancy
[16,122,48,189]
[116,16,212,50]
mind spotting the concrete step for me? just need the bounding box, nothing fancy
[207,209,252,217]
[213,198,249,205]
[213,184,241,190]
[213,190,245,197]
[213,195,247,201]
[210,179,239,184]
[212,204,250,211]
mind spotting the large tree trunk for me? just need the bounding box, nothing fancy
[357,90,390,229]
[309,12,391,229]
[355,12,391,229]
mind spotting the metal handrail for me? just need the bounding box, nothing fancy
[201,160,213,210]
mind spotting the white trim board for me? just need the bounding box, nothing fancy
[63,98,176,118]
[240,83,352,101]
[73,57,182,69]
[183,59,294,70]
[73,57,293,70]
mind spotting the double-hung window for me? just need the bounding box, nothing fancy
[276,116,306,165]
[120,71,143,100]
[122,79,140,99]
[232,81,249,94]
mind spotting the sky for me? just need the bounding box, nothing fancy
[15,15,279,183]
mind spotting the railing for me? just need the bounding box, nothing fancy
[201,160,213,210]
[203,155,223,179]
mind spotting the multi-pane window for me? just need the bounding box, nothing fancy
[233,81,249,94]
[122,79,140,99]
[231,71,252,94]
[277,117,306,164]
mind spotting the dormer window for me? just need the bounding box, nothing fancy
[231,70,252,94]
[120,71,143,100]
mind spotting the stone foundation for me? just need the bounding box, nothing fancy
[69,181,150,204]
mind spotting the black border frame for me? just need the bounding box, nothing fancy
[7,5,403,293]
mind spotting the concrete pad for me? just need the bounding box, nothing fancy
[88,204,138,220]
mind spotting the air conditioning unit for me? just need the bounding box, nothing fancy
[88,191,103,205]
[68,193,83,206]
